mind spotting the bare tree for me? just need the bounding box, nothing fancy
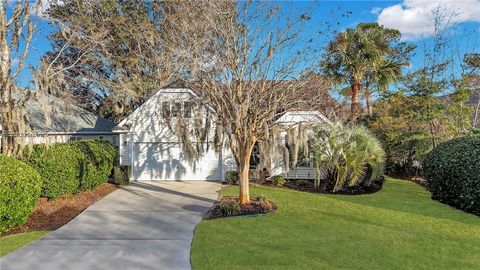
[0,0,39,156]
[165,1,319,204]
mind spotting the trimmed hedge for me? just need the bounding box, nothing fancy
[0,154,42,233]
[423,135,480,216]
[110,165,131,185]
[23,140,117,199]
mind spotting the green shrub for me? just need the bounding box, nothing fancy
[312,123,385,192]
[76,141,117,191]
[423,135,480,216]
[218,200,241,216]
[111,165,131,185]
[296,179,312,187]
[23,140,117,198]
[225,171,239,185]
[271,175,285,186]
[0,154,42,234]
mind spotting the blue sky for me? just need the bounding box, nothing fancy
[12,0,480,88]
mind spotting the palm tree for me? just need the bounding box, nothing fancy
[321,23,412,120]
[364,60,403,115]
[311,122,385,192]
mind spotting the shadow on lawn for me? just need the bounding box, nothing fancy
[329,179,480,225]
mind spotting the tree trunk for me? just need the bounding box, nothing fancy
[365,87,373,115]
[350,83,360,121]
[236,142,255,205]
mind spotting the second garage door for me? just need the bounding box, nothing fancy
[132,142,222,181]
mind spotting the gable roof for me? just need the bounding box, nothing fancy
[116,87,200,130]
[22,93,116,133]
[275,111,331,126]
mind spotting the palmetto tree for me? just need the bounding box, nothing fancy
[311,122,385,192]
[321,23,411,120]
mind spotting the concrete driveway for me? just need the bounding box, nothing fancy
[1,181,221,270]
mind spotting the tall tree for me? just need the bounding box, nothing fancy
[44,0,187,121]
[48,1,321,204]
[321,23,411,120]
[164,1,319,204]
[0,0,39,156]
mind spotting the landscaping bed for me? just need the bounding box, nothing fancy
[276,179,384,195]
[205,196,277,219]
[3,183,118,236]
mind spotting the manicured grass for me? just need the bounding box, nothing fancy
[191,178,480,270]
[0,231,49,257]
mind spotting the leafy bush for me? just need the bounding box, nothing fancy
[111,165,131,185]
[76,141,117,191]
[296,180,312,187]
[218,200,241,216]
[271,175,285,186]
[225,171,239,185]
[423,135,480,215]
[311,122,385,192]
[23,140,117,198]
[0,154,42,233]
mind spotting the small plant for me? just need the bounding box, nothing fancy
[255,195,267,203]
[225,171,239,185]
[218,200,241,216]
[296,180,311,187]
[271,175,285,186]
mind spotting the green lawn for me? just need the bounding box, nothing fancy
[191,178,480,270]
[0,231,49,257]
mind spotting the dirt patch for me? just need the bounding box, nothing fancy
[205,196,277,219]
[283,179,383,195]
[4,183,118,236]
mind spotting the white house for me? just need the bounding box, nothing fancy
[116,85,330,182]
[0,93,118,148]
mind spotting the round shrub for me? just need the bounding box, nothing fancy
[271,175,286,186]
[423,135,480,215]
[225,171,239,185]
[110,165,131,185]
[0,154,42,233]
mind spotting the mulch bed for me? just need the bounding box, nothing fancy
[4,183,118,236]
[283,180,383,195]
[205,196,277,219]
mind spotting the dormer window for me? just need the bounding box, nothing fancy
[162,101,192,119]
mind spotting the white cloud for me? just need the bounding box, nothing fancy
[377,0,480,40]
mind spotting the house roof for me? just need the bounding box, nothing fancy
[19,93,116,134]
[275,111,331,125]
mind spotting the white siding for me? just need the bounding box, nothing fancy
[118,89,222,181]
[131,142,222,181]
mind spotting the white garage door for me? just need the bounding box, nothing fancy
[132,142,222,181]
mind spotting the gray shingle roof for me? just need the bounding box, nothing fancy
[24,93,116,133]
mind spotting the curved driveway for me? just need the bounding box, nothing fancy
[1,181,220,270]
